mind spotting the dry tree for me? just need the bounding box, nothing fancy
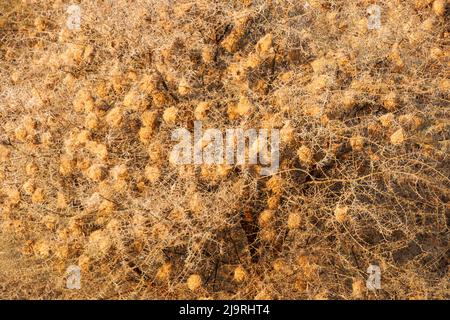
[0,0,449,299]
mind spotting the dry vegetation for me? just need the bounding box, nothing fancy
[0,0,449,299]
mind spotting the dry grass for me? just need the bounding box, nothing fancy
[0,0,449,299]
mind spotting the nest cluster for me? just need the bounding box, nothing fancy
[0,0,448,299]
